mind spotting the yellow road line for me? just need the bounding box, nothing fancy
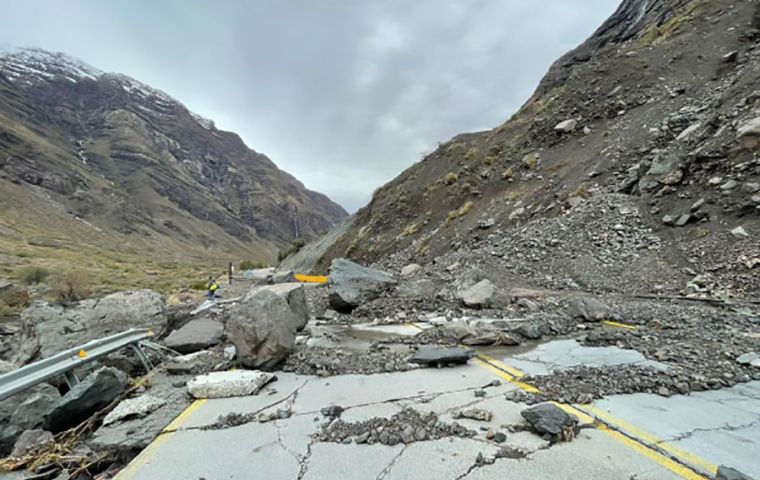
[472,354,711,479]
[580,404,718,474]
[603,320,637,330]
[475,351,527,378]
[114,399,207,479]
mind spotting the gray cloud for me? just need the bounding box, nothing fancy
[0,0,619,211]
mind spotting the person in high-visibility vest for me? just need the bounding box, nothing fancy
[207,276,219,300]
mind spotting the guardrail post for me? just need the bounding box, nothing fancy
[64,370,79,389]
[131,343,153,373]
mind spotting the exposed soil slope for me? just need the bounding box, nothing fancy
[318,0,760,299]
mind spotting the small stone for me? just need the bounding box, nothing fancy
[342,437,353,444]
[485,429,495,440]
[474,390,486,398]
[675,214,691,227]
[554,119,578,133]
[736,352,759,367]
[493,432,507,443]
[320,405,344,418]
[379,431,390,445]
[456,408,493,422]
[656,387,671,397]
[720,180,738,190]
[730,226,750,239]
[355,432,370,444]
[690,198,705,212]
[715,465,754,480]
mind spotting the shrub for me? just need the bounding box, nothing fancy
[19,266,50,285]
[239,259,269,271]
[53,271,91,302]
[278,238,307,263]
[569,183,592,199]
[465,147,480,162]
[444,172,459,185]
[445,201,475,226]
[502,167,514,180]
[484,155,497,166]
[401,223,419,238]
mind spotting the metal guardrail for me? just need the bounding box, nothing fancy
[0,328,154,401]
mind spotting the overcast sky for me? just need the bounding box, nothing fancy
[0,0,619,212]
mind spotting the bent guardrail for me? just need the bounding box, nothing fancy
[0,328,154,401]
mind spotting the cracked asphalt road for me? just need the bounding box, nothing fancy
[113,323,760,480]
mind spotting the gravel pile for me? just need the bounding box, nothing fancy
[280,346,417,376]
[318,408,476,445]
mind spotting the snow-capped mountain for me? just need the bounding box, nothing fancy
[0,47,347,265]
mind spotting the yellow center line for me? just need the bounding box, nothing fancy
[114,399,207,479]
[404,319,712,477]
[603,320,637,330]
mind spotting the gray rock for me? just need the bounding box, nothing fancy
[737,116,760,149]
[456,408,493,422]
[398,279,438,299]
[477,218,495,229]
[400,264,422,278]
[457,279,508,309]
[243,268,275,285]
[521,403,578,436]
[566,296,613,322]
[11,429,53,457]
[187,370,276,399]
[411,347,473,366]
[730,226,750,239]
[164,318,224,354]
[102,395,167,426]
[270,270,295,284]
[639,154,680,192]
[247,283,309,331]
[21,290,167,359]
[554,118,578,133]
[327,259,395,312]
[721,179,738,190]
[0,383,60,454]
[89,373,192,454]
[715,465,755,480]
[662,215,677,226]
[736,352,760,368]
[516,324,542,340]
[45,367,127,432]
[165,348,233,375]
[462,331,520,347]
[0,317,39,366]
[675,214,692,227]
[227,290,298,369]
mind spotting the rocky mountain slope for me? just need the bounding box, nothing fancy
[316,0,760,300]
[0,47,346,288]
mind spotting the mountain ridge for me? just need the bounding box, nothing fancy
[0,47,347,292]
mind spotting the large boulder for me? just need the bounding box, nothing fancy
[243,268,275,285]
[246,283,309,331]
[411,347,473,366]
[164,318,224,354]
[737,116,760,149]
[21,290,168,359]
[328,259,395,312]
[457,280,509,309]
[11,429,54,457]
[45,367,127,432]
[0,318,39,366]
[227,290,298,369]
[102,395,166,426]
[521,403,578,436]
[0,383,61,455]
[566,296,613,322]
[187,370,276,399]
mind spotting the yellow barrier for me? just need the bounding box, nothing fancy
[294,274,329,284]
